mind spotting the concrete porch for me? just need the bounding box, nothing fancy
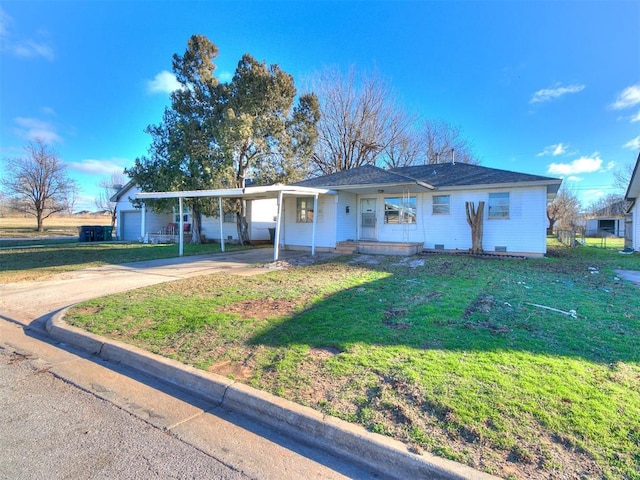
[335,240,424,256]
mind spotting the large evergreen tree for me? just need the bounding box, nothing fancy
[127,35,319,244]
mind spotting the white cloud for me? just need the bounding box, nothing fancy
[547,154,603,175]
[0,8,54,61]
[623,136,640,151]
[567,176,582,182]
[67,158,128,176]
[530,83,585,104]
[631,110,640,123]
[147,70,181,94]
[537,143,568,157]
[13,117,62,144]
[11,39,55,60]
[610,83,640,110]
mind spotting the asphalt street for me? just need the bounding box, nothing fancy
[0,346,248,480]
[0,249,382,480]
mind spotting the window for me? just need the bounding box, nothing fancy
[223,211,237,223]
[174,207,189,223]
[488,192,509,219]
[296,197,314,223]
[384,196,416,224]
[432,195,450,215]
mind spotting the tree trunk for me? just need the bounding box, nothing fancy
[465,201,484,254]
[235,199,250,245]
[190,207,202,244]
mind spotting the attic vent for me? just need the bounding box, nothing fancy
[434,244,445,250]
[495,246,507,252]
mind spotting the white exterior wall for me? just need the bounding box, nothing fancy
[336,192,358,242]
[200,198,276,242]
[249,199,277,241]
[282,194,337,248]
[422,186,548,255]
[632,203,640,251]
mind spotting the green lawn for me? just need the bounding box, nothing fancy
[65,244,640,479]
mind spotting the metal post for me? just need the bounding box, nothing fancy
[140,203,146,242]
[218,197,225,252]
[311,194,318,256]
[274,191,283,262]
[178,197,184,257]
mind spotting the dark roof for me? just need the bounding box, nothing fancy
[391,163,558,187]
[295,163,560,189]
[592,200,631,217]
[294,165,419,188]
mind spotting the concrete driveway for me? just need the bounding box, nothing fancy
[0,248,294,326]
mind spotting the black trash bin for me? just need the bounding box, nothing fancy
[79,226,94,242]
[93,225,104,241]
[268,227,275,245]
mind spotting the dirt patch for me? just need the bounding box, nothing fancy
[208,359,253,381]
[219,297,300,320]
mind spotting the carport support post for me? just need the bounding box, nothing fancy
[274,191,283,262]
[140,203,146,242]
[311,193,318,256]
[218,197,225,252]
[178,197,184,257]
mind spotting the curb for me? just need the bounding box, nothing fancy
[46,310,500,480]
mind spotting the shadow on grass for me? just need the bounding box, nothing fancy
[250,254,640,365]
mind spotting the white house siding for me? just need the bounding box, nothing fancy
[200,217,238,242]
[199,199,276,242]
[281,194,337,248]
[336,192,358,242]
[248,199,277,241]
[632,204,640,251]
[421,186,548,255]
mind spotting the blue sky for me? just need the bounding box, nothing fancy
[1,1,639,212]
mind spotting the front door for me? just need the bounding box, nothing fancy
[360,198,377,240]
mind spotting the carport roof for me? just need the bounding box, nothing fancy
[134,184,336,201]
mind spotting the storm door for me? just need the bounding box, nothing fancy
[359,198,377,240]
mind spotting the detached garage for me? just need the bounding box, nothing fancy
[119,210,142,241]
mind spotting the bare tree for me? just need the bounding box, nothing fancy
[586,194,627,217]
[96,172,127,228]
[614,162,635,192]
[310,66,411,174]
[0,139,78,232]
[420,118,479,165]
[546,185,581,234]
[465,201,485,254]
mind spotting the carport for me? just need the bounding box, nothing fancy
[135,185,336,261]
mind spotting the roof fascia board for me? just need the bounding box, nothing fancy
[134,185,336,200]
[624,153,640,200]
[433,179,562,192]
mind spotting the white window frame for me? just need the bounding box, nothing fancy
[488,192,510,219]
[384,196,417,224]
[432,195,450,215]
[296,197,314,223]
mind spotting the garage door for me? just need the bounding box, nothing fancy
[121,211,142,241]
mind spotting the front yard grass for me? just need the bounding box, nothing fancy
[66,246,640,479]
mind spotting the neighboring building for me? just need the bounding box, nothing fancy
[110,181,277,243]
[584,200,629,237]
[624,153,640,251]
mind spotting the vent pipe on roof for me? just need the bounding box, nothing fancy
[452,148,455,165]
